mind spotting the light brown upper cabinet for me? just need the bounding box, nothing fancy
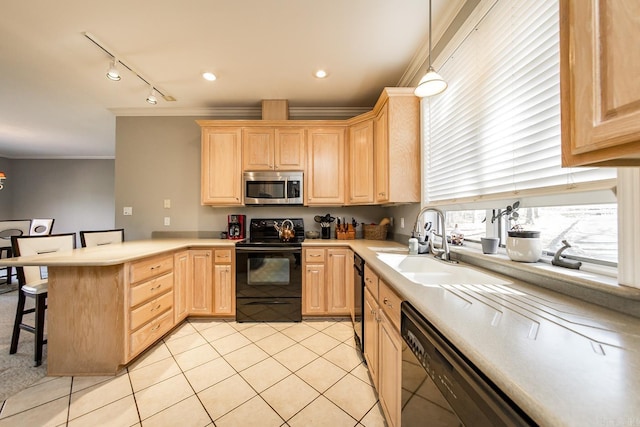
[560,0,640,166]
[201,127,243,205]
[374,89,420,203]
[242,127,305,171]
[348,120,375,204]
[306,127,346,205]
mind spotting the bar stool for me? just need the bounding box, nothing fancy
[79,228,124,247]
[10,233,75,366]
[0,219,32,286]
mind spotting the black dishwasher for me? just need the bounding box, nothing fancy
[401,302,535,426]
[353,252,365,357]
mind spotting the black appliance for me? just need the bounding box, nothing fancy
[401,302,534,427]
[227,214,245,240]
[353,252,365,357]
[235,218,304,322]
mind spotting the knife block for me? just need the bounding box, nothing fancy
[336,224,356,240]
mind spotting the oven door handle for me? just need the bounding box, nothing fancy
[244,300,292,305]
[236,247,301,253]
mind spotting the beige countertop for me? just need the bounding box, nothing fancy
[0,239,237,266]
[3,237,639,426]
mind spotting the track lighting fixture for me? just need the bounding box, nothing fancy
[146,87,157,105]
[84,32,176,104]
[106,59,121,81]
[415,0,448,97]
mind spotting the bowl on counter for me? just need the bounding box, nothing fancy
[305,231,320,239]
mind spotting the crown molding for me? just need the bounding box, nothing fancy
[110,106,370,119]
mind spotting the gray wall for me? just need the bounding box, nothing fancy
[115,116,391,240]
[0,157,12,219]
[0,158,115,244]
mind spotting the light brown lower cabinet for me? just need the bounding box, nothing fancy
[362,265,402,427]
[302,247,350,316]
[213,249,235,315]
[189,249,213,314]
[173,250,190,324]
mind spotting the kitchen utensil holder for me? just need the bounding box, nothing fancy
[321,226,331,239]
[336,224,356,240]
[363,224,388,240]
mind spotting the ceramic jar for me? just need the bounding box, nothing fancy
[506,230,542,262]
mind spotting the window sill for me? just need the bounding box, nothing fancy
[451,242,640,318]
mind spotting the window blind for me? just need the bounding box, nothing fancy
[423,0,616,205]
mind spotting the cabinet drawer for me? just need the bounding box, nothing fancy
[130,273,174,307]
[379,279,402,331]
[364,264,379,297]
[214,249,232,264]
[129,308,174,358]
[129,254,174,284]
[130,291,174,331]
[305,248,325,263]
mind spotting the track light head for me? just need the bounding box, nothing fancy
[146,87,158,105]
[106,59,121,81]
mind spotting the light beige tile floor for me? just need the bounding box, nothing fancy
[0,319,387,426]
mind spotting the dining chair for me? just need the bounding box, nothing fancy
[10,233,76,366]
[0,219,32,286]
[29,218,55,236]
[80,228,125,247]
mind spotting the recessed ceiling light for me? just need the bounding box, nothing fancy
[314,70,328,79]
[202,72,217,81]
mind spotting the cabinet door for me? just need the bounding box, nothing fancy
[363,287,379,389]
[374,106,390,204]
[349,120,375,204]
[243,128,275,170]
[304,264,326,314]
[189,250,213,314]
[173,250,190,323]
[306,128,346,205]
[327,248,349,314]
[378,310,402,427]
[275,128,305,170]
[560,0,640,166]
[201,128,243,204]
[213,264,234,315]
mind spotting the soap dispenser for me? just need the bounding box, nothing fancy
[408,232,419,255]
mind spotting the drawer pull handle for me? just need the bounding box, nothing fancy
[150,324,161,332]
[151,304,162,312]
[383,298,392,308]
[150,264,162,270]
[310,254,321,257]
[150,284,162,291]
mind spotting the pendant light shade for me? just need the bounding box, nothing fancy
[415,0,447,98]
[414,66,448,97]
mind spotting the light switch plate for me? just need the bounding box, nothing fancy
[163,199,171,208]
[123,207,133,216]
[164,217,170,226]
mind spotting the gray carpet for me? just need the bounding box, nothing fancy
[0,287,47,403]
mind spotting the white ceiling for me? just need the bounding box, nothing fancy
[0,0,464,159]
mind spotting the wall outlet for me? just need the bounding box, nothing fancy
[123,207,133,216]
[164,217,170,226]
[163,199,171,208]
[400,217,405,228]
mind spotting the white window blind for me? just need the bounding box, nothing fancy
[423,0,616,205]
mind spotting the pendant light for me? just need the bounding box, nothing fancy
[414,0,447,97]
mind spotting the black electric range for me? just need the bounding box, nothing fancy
[235,218,305,322]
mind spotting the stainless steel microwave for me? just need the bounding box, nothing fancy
[243,171,303,205]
